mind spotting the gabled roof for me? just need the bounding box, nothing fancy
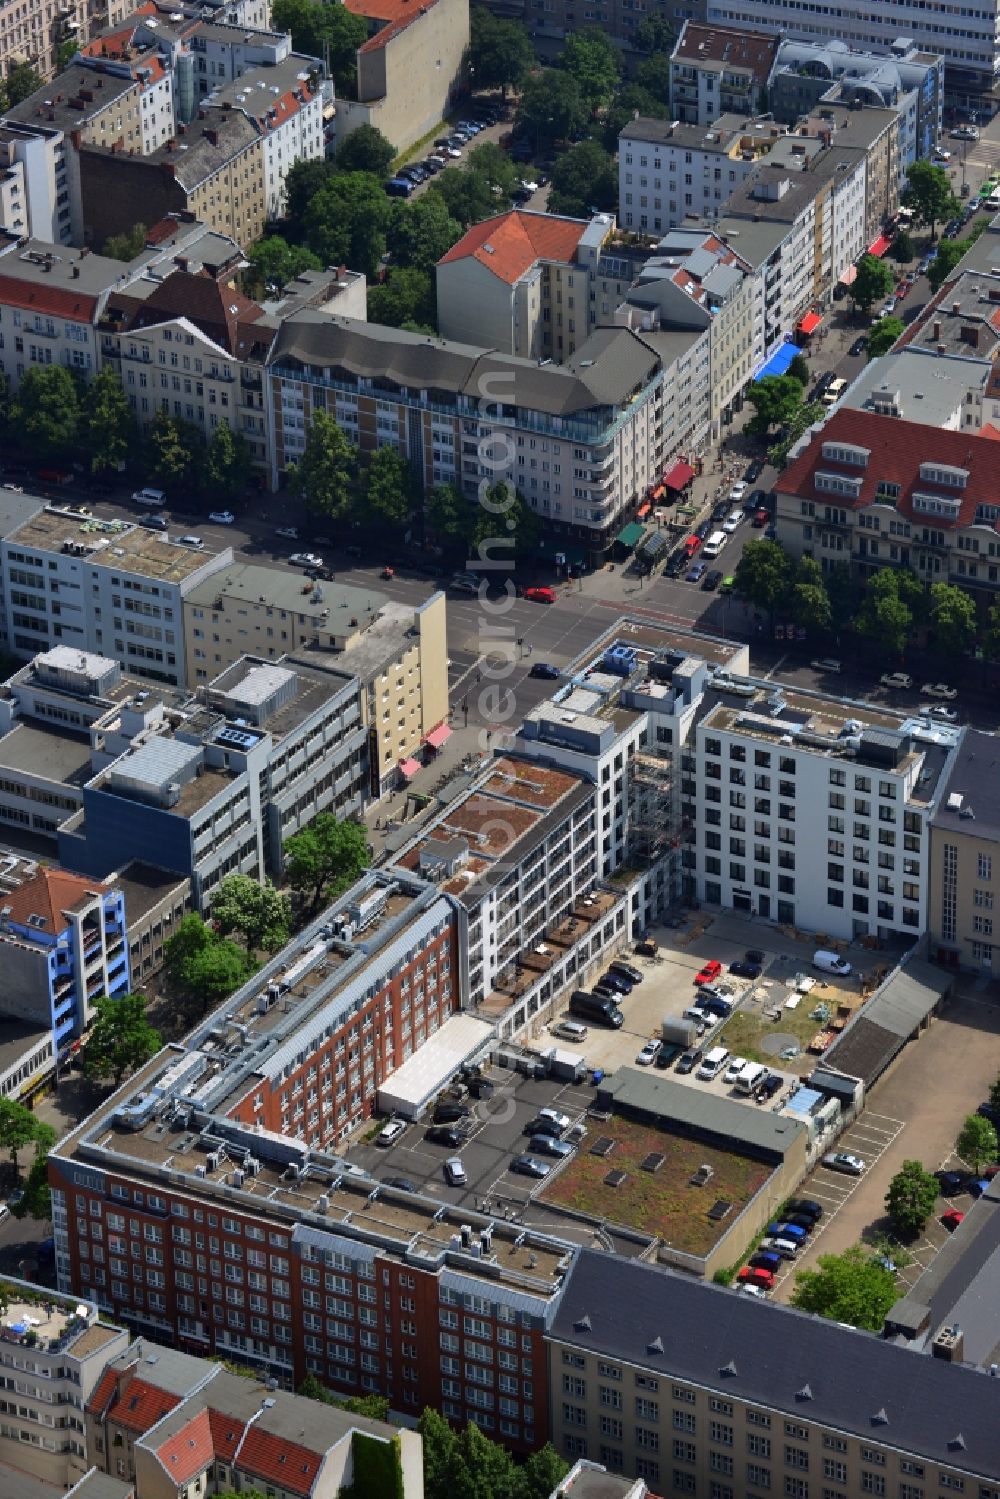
[673,21,781,79]
[780,407,1000,532]
[90,1375,182,1434]
[437,210,588,284]
[239,1424,325,1496]
[153,1407,214,1486]
[2,868,105,933]
[0,274,99,324]
[110,270,263,355]
[344,0,445,53]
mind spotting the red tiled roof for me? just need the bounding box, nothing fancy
[80,23,138,56]
[86,1368,118,1419]
[437,210,588,284]
[207,1409,242,1463]
[980,422,1000,441]
[153,1406,326,1496]
[115,270,263,354]
[780,407,1000,531]
[239,1425,325,1497]
[0,274,98,323]
[3,868,106,932]
[109,1378,182,1434]
[673,22,779,77]
[344,0,443,52]
[154,1409,213,1486]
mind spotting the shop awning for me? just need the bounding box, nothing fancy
[868,233,892,258]
[797,310,822,336]
[664,459,695,491]
[754,339,797,381]
[399,757,421,778]
[637,502,651,519]
[616,521,646,548]
[651,483,667,501]
[838,265,858,287]
[424,723,452,750]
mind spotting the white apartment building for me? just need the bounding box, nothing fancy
[0,1280,127,1491]
[619,116,784,236]
[0,502,231,686]
[691,680,956,940]
[0,124,73,243]
[705,0,996,98]
[0,237,126,391]
[205,54,324,219]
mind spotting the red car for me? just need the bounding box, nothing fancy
[752,508,769,527]
[694,959,723,986]
[895,282,909,299]
[524,586,556,604]
[737,1266,775,1290]
[684,534,702,557]
[942,1209,965,1232]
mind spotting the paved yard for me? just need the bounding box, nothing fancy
[772,985,1000,1301]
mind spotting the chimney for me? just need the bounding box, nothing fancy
[338,263,347,280]
[933,320,942,339]
[72,265,80,278]
[205,128,218,146]
[952,301,961,315]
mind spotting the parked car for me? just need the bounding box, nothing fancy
[600,970,632,995]
[766,1221,807,1241]
[880,298,897,317]
[524,585,557,603]
[722,511,743,533]
[208,510,235,525]
[849,335,868,357]
[730,481,748,502]
[530,1134,574,1158]
[675,1048,703,1075]
[811,657,842,674]
[529,662,561,679]
[552,1020,588,1042]
[711,500,730,521]
[760,1236,799,1260]
[881,671,912,689]
[823,1151,865,1175]
[702,569,723,591]
[786,1199,824,1220]
[141,515,168,531]
[610,960,643,984]
[934,1169,968,1194]
[433,1102,469,1125]
[737,1266,775,1291]
[933,146,952,161]
[511,1155,551,1179]
[745,458,765,482]
[942,1208,965,1231]
[537,1107,570,1133]
[921,682,958,699]
[290,551,323,568]
[275,526,299,540]
[376,1120,406,1147]
[760,1073,783,1100]
[752,508,770,528]
[785,1214,817,1235]
[177,534,204,549]
[425,1125,466,1147]
[929,705,959,722]
[383,1176,417,1192]
[686,561,708,583]
[636,1038,662,1066]
[729,959,762,979]
[444,1158,467,1186]
[695,960,723,985]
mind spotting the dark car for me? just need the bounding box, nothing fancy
[702,569,723,592]
[729,959,762,980]
[610,960,643,984]
[525,1116,563,1138]
[599,970,632,995]
[511,1155,551,1179]
[383,1176,418,1192]
[712,500,730,522]
[655,1042,683,1070]
[665,551,687,578]
[746,458,765,482]
[676,1047,703,1075]
[934,1169,968,1194]
[748,489,767,511]
[750,1250,782,1273]
[695,519,712,540]
[467,1076,494,1099]
[849,335,869,357]
[786,1199,824,1220]
[529,661,561,680]
[760,1073,783,1100]
[785,1214,816,1235]
[433,1102,470,1124]
[425,1125,466,1147]
[745,948,765,964]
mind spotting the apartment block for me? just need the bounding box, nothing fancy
[668,23,780,126]
[619,115,783,236]
[267,313,673,564]
[0,0,87,97]
[182,562,449,795]
[334,0,469,158]
[57,654,367,907]
[841,346,989,431]
[0,501,231,684]
[776,408,1000,598]
[547,1250,1000,1493]
[928,728,1000,971]
[70,40,176,153]
[690,675,954,940]
[86,1339,424,1497]
[0,235,126,392]
[200,52,324,219]
[0,1278,127,1491]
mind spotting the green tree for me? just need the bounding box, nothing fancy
[206,420,253,503]
[419,1408,464,1499]
[867,316,904,359]
[388,193,462,272]
[83,993,162,1088]
[635,12,676,53]
[164,914,257,1012]
[903,159,959,240]
[956,1113,998,1173]
[210,875,291,954]
[885,1159,940,1236]
[788,574,832,635]
[336,123,396,176]
[855,570,913,657]
[851,253,894,315]
[55,38,79,69]
[602,82,669,149]
[341,1393,391,1422]
[426,482,470,543]
[80,367,135,474]
[12,1152,52,1221]
[521,1445,571,1499]
[363,445,420,528]
[560,26,622,111]
[467,481,541,558]
[791,1244,899,1331]
[12,365,80,460]
[283,814,371,914]
[733,538,792,614]
[458,1422,517,1499]
[469,6,533,95]
[927,237,967,293]
[787,353,810,387]
[633,51,671,100]
[102,222,147,261]
[892,227,915,262]
[428,166,498,228]
[271,0,366,90]
[465,141,520,196]
[6,64,42,106]
[516,69,588,148]
[746,374,804,435]
[929,580,977,658]
[147,410,204,491]
[284,157,338,227]
[304,171,393,280]
[298,1373,332,1403]
[982,597,1000,663]
[0,1097,49,1174]
[289,408,358,521]
[549,139,617,218]
[246,235,321,294]
[367,269,436,332]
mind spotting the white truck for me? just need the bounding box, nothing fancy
[662,1015,700,1048]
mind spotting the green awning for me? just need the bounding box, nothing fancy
[616,522,647,548]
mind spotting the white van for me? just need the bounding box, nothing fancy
[821,378,846,408]
[697,1046,730,1080]
[132,487,166,507]
[702,530,728,560]
[733,1061,768,1096]
[812,949,852,976]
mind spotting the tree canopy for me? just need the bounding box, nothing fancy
[102,222,148,262]
[469,6,533,94]
[13,366,81,461]
[388,192,463,273]
[83,993,162,1087]
[270,0,365,90]
[559,26,622,110]
[791,1244,899,1330]
[165,915,258,1014]
[746,374,805,435]
[210,875,291,954]
[855,569,914,658]
[81,367,136,474]
[284,815,371,914]
[146,410,204,491]
[363,445,420,528]
[867,316,904,360]
[418,1407,569,1499]
[516,69,588,147]
[956,1114,998,1173]
[290,409,358,520]
[206,421,253,503]
[336,123,396,177]
[885,1159,940,1236]
[303,171,393,280]
[851,253,894,315]
[929,581,976,658]
[548,139,617,218]
[927,238,967,293]
[903,160,959,239]
[368,268,436,331]
[246,236,321,295]
[0,1098,52,1174]
[733,539,792,614]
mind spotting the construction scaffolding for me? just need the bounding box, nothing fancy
[626,742,678,872]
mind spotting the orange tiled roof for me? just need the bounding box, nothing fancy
[980,422,1000,441]
[3,868,106,932]
[154,1408,214,1486]
[154,1406,326,1496]
[86,1368,118,1419]
[108,1378,182,1434]
[437,210,588,285]
[0,274,99,324]
[344,0,444,53]
[239,1425,325,1497]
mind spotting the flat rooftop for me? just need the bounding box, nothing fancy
[843,347,990,428]
[0,1017,51,1076]
[0,721,93,784]
[185,560,388,626]
[205,656,357,740]
[114,861,190,922]
[6,506,231,584]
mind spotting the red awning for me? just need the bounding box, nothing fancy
[797,311,822,335]
[868,234,891,258]
[664,460,695,491]
[637,502,651,518]
[424,723,452,750]
[399,757,421,778]
[839,265,858,287]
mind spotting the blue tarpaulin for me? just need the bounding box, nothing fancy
[754,340,797,382]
